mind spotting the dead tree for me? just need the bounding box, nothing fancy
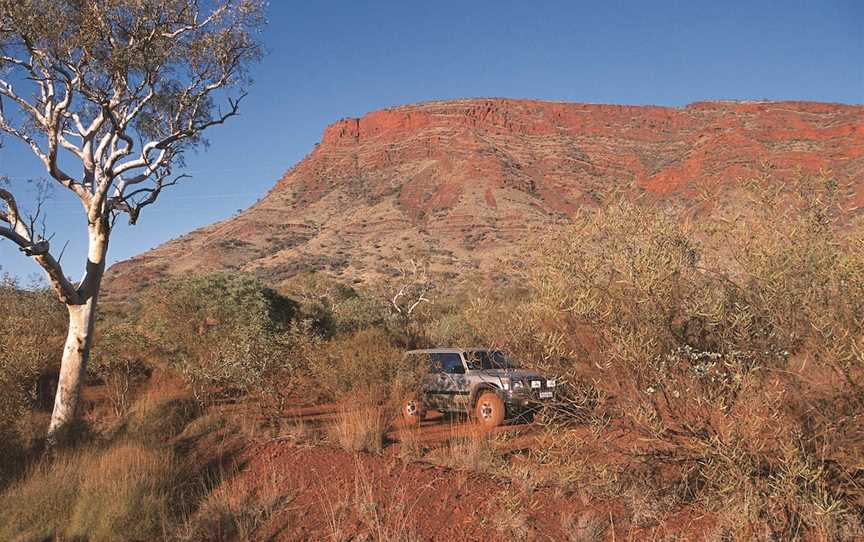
[391,259,435,340]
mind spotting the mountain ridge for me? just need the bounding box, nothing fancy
[105,98,864,296]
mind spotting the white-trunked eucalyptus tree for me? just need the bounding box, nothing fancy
[0,0,264,444]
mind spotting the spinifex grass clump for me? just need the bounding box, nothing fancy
[0,442,178,542]
[327,405,389,454]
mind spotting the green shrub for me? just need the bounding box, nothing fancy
[136,273,304,402]
[278,272,389,336]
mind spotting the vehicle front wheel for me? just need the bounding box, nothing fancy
[474,391,506,429]
[402,395,426,426]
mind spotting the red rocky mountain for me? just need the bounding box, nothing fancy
[106,98,864,294]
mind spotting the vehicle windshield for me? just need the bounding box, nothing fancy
[464,350,519,370]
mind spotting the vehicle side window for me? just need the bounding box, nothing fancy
[432,353,465,374]
[426,354,444,373]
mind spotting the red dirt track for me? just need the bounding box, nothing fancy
[212,404,713,541]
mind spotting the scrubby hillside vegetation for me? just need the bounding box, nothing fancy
[105,99,864,297]
[1,174,861,540]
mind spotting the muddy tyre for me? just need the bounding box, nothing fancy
[474,391,506,429]
[402,395,426,426]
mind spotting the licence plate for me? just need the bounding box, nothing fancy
[539,391,553,399]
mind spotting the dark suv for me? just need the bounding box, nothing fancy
[401,348,556,428]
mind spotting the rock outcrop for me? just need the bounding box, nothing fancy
[106,98,864,295]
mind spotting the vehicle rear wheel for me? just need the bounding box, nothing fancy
[402,394,426,426]
[474,391,506,429]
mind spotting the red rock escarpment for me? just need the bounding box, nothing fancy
[105,98,864,295]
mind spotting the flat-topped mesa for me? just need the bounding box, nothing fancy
[291,98,864,201]
[317,99,863,149]
[320,100,665,145]
[105,98,864,298]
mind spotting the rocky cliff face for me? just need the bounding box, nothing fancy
[106,98,864,294]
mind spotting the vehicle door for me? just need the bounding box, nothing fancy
[416,353,445,410]
[431,353,470,411]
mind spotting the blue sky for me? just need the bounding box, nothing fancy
[1,0,862,281]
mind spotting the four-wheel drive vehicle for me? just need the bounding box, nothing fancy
[401,348,556,428]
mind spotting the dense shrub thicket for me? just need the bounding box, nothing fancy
[453,176,864,539]
[133,273,306,403]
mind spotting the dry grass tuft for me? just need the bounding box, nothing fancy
[0,442,177,542]
[122,388,200,444]
[319,459,420,542]
[560,510,608,542]
[491,491,531,541]
[178,466,294,541]
[67,442,177,541]
[327,404,389,454]
[425,427,502,473]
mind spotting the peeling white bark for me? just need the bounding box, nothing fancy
[47,297,97,442]
[46,226,106,444]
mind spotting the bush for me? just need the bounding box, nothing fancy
[278,272,390,336]
[0,275,66,482]
[90,319,152,418]
[136,273,305,403]
[458,175,864,539]
[305,328,416,402]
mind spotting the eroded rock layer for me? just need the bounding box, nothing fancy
[106,99,864,293]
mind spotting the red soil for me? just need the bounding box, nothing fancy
[209,404,716,541]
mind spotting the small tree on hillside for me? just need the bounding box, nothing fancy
[0,0,265,444]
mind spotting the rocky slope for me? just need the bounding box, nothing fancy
[106,98,864,294]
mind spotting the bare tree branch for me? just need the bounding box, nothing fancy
[0,187,79,303]
[391,258,435,316]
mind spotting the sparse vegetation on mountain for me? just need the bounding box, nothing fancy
[105,99,864,299]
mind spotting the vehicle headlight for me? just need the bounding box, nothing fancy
[512,380,524,390]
